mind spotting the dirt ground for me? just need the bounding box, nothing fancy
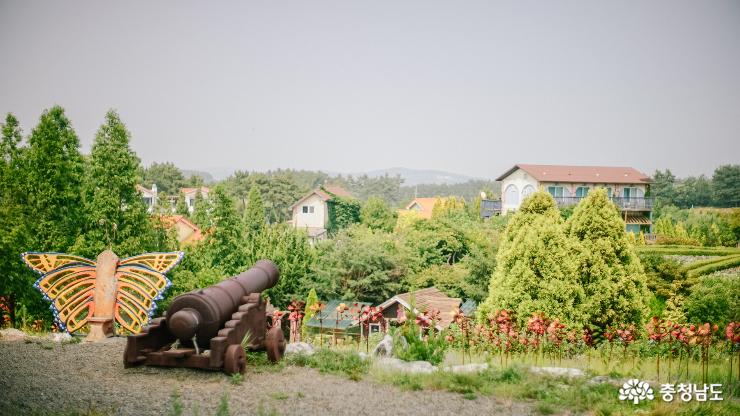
[0,337,533,416]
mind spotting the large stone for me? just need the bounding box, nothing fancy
[372,334,394,357]
[285,342,315,356]
[444,363,489,374]
[530,366,585,378]
[47,332,72,343]
[0,328,27,341]
[376,357,437,374]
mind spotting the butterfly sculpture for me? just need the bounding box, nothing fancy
[22,250,183,339]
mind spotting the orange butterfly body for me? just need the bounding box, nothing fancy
[22,251,183,335]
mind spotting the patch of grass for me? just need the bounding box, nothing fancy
[168,390,183,416]
[256,402,280,416]
[283,348,369,380]
[296,392,305,399]
[270,392,289,400]
[216,392,230,416]
[535,402,556,415]
[229,373,243,385]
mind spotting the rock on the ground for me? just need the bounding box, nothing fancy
[358,352,369,361]
[47,333,72,343]
[375,357,437,374]
[530,366,585,378]
[443,363,489,373]
[0,328,27,341]
[284,342,314,356]
[372,334,394,357]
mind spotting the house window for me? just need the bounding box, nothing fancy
[504,184,519,206]
[623,187,638,198]
[605,187,613,197]
[521,185,535,199]
[188,198,194,207]
[547,186,564,198]
[575,187,589,198]
[302,205,315,214]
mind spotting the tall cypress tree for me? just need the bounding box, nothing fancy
[191,190,211,229]
[0,113,25,324]
[244,185,266,236]
[565,188,650,332]
[478,191,585,328]
[203,186,246,275]
[72,110,156,257]
[22,106,84,251]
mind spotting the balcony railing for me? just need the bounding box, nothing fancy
[552,196,653,210]
[480,199,502,218]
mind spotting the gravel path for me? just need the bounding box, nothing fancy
[0,337,532,416]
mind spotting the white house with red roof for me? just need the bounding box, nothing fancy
[288,185,353,241]
[136,184,210,214]
[495,164,653,233]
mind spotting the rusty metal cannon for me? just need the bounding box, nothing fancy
[124,260,286,374]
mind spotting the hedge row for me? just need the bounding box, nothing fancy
[681,254,740,272]
[637,245,740,256]
[686,256,740,278]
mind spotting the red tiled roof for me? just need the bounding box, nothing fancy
[380,287,461,329]
[496,164,652,184]
[290,185,353,209]
[404,198,441,219]
[161,215,203,244]
[181,187,210,195]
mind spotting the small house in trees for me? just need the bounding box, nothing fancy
[181,187,210,214]
[402,197,442,219]
[136,184,158,213]
[495,164,654,233]
[377,287,469,331]
[161,215,203,245]
[136,184,210,214]
[288,185,353,242]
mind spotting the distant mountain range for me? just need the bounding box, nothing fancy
[200,166,484,186]
[360,167,479,186]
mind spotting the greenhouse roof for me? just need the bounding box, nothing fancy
[304,300,371,330]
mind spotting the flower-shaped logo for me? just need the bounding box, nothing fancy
[619,379,654,404]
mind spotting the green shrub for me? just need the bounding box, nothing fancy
[392,323,448,365]
[682,276,740,329]
[284,348,369,380]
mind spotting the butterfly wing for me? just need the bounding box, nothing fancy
[114,251,183,333]
[21,252,97,333]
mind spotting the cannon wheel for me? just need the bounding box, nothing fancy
[265,326,286,362]
[224,344,246,374]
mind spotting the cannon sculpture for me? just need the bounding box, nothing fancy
[124,260,286,374]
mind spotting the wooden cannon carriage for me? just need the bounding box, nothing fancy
[124,260,286,374]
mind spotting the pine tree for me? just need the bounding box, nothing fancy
[360,196,397,232]
[0,113,25,325]
[243,185,266,237]
[72,110,160,257]
[175,192,190,216]
[565,188,650,332]
[191,190,211,229]
[22,106,84,251]
[478,191,585,328]
[302,288,319,339]
[203,186,246,275]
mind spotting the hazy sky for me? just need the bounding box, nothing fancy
[1,1,739,180]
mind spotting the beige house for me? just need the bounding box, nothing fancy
[288,185,353,241]
[496,164,653,233]
[136,184,209,214]
[181,187,210,214]
[161,215,203,245]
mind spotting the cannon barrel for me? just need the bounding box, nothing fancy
[166,260,279,346]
